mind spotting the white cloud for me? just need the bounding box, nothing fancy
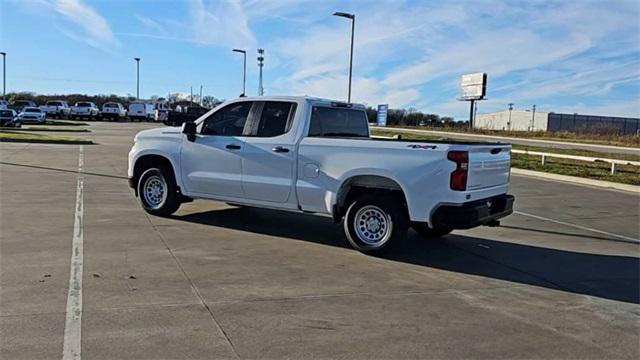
[189,0,256,48]
[51,0,118,49]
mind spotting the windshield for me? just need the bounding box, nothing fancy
[0,110,13,117]
[14,101,32,106]
[104,103,118,108]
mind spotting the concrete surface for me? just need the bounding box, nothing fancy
[1,122,639,359]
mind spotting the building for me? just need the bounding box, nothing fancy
[475,110,640,134]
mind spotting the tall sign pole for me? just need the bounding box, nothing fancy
[458,72,487,129]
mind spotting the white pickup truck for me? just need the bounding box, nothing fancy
[40,100,71,118]
[70,102,99,120]
[128,96,514,253]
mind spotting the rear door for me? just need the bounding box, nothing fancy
[241,101,298,203]
[180,101,255,198]
[466,145,512,190]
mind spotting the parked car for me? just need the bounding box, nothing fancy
[18,107,46,124]
[70,102,99,120]
[0,100,8,110]
[128,102,154,121]
[0,109,21,127]
[41,100,71,118]
[128,96,514,254]
[153,102,170,122]
[101,102,127,120]
[9,100,37,113]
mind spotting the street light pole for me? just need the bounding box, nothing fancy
[333,11,355,103]
[257,49,264,96]
[531,104,536,131]
[1,52,6,100]
[508,103,513,131]
[232,49,246,96]
[134,57,140,100]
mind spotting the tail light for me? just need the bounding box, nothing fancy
[447,150,468,191]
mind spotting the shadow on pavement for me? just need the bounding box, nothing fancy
[174,206,640,304]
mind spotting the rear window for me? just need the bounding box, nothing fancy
[47,101,62,106]
[308,107,369,138]
[76,102,91,107]
[14,101,32,106]
[104,103,118,108]
[25,108,41,113]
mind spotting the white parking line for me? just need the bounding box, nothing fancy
[514,210,640,244]
[63,146,84,360]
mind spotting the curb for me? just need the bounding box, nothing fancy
[2,128,91,133]
[0,138,94,145]
[511,168,639,193]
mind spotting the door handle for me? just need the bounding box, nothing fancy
[271,146,290,153]
[226,144,241,150]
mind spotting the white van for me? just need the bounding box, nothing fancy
[128,102,154,121]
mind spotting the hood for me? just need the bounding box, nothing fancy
[134,127,182,142]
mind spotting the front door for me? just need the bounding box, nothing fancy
[180,101,254,198]
[241,101,298,203]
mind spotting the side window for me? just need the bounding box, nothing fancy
[255,102,296,137]
[201,102,253,136]
[308,107,369,138]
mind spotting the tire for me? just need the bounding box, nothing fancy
[411,223,452,239]
[343,194,408,254]
[137,167,181,216]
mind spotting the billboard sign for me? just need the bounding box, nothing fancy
[377,104,388,127]
[459,72,487,100]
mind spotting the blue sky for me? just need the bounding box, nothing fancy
[1,0,639,119]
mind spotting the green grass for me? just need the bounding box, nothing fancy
[371,129,639,161]
[370,128,639,186]
[45,119,90,126]
[382,125,640,148]
[512,154,640,185]
[0,131,93,144]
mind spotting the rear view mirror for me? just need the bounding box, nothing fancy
[182,121,197,142]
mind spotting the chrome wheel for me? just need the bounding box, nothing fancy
[142,175,167,209]
[353,205,393,247]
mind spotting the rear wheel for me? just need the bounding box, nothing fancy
[343,194,408,254]
[137,167,181,216]
[411,223,452,239]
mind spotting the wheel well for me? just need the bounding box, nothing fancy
[333,175,408,222]
[132,155,175,196]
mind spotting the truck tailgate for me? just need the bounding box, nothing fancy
[466,145,511,190]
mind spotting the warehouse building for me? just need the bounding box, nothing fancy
[475,110,640,134]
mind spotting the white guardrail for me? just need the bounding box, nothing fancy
[511,149,640,175]
[370,134,639,175]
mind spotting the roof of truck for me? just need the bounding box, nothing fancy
[229,95,367,109]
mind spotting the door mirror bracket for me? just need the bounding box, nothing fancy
[182,121,197,142]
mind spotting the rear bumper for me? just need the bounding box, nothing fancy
[431,194,515,230]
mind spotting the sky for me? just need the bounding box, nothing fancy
[0,0,639,119]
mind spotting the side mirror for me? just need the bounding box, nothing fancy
[182,121,197,142]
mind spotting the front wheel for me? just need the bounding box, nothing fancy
[137,167,181,216]
[343,194,408,254]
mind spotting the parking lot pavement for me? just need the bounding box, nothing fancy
[1,122,639,359]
